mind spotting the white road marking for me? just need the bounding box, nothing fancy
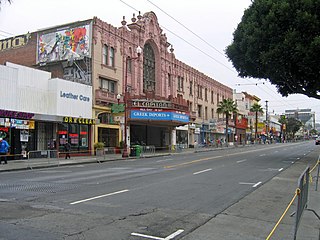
[253,182,262,188]
[131,232,163,240]
[278,168,284,172]
[131,229,184,240]
[259,154,266,157]
[239,182,262,188]
[70,189,129,205]
[282,161,295,164]
[165,229,184,239]
[239,182,256,185]
[236,159,247,163]
[193,168,212,175]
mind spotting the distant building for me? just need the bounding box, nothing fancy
[285,109,316,130]
[233,91,261,143]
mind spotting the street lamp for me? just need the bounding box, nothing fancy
[122,46,142,158]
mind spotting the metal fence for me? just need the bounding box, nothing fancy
[27,150,59,169]
[140,145,156,157]
[293,166,310,240]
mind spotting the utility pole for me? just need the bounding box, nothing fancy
[265,100,269,141]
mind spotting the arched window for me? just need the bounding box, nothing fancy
[143,43,155,92]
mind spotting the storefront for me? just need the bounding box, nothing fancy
[126,99,190,149]
[0,111,35,157]
[0,62,94,156]
[58,117,94,153]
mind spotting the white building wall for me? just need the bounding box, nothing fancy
[0,65,18,110]
[0,62,92,119]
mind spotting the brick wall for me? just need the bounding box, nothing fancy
[0,32,37,67]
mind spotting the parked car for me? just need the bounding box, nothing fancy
[315,137,320,145]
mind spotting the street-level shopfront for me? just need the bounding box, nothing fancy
[58,117,95,154]
[0,63,94,157]
[122,99,190,150]
[0,110,35,157]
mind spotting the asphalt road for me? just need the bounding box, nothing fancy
[0,141,315,240]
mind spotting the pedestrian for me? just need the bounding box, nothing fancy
[65,141,71,159]
[0,138,10,164]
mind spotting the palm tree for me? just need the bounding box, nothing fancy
[278,115,287,142]
[250,103,264,142]
[216,98,238,145]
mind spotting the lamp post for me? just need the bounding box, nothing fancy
[122,46,142,158]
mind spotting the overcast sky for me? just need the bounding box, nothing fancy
[1,0,319,122]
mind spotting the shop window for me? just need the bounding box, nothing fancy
[80,125,88,147]
[58,123,68,146]
[69,124,79,146]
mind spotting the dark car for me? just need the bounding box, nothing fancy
[316,137,320,145]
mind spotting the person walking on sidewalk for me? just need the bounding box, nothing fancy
[0,138,10,164]
[64,141,71,159]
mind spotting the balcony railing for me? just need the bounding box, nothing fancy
[95,89,117,104]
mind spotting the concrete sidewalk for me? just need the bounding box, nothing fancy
[0,151,172,172]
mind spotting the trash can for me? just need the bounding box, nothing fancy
[130,146,136,157]
[135,145,141,157]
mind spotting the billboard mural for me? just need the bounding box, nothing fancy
[38,24,91,63]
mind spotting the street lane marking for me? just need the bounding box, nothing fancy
[237,159,247,163]
[193,168,212,175]
[165,229,184,239]
[239,182,256,185]
[259,154,266,156]
[70,189,129,205]
[131,232,163,240]
[131,229,184,240]
[239,182,262,188]
[253,182,262,188]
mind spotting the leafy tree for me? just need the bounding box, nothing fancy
[286,117,302,140]
[226,0,320,100]
[309,128,318,136]
[278,115,288,141]
[250,103,264,142]
[216,99,238,144]
[0,0,11,5]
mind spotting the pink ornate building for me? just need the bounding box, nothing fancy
[92,12,232,149]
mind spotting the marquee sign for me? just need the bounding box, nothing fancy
[131,100,172,109]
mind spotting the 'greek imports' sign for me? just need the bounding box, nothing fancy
[130,110,189,123]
